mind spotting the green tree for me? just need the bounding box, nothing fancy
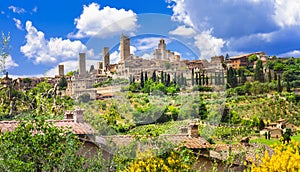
[254,60,264,82]
[248,54,258,63]
[66,71,75,76]
[160,71,164,83]
[140,71,144,88]
[152,70,156,82]
[78,93,90,103]
[191,68,195,86]
[227,67,238,88]
[0,117,87,171]
[145,71,148,81]
[89,64,95,73]
[58,76,68,90]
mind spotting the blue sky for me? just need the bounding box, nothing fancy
[1,0,300,77]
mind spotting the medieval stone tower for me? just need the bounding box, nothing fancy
[58,64,64,76]
[79,53,87,77]
[120,34,130,62]
[102,47,110,71]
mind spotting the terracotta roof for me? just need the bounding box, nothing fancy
[97,134,211,149]
[0,119,96,135]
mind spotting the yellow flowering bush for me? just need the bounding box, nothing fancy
[251,140,300,172]
[123,148,193,172]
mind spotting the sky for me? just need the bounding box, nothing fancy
[1,0,300,78]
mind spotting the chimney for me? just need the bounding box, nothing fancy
[64,109,84,123]
[188,120,200,138]
[179,126,188,135]
[74,108,84,123]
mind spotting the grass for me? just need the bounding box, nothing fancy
[250,133,300,146]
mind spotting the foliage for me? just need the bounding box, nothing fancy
[123,148,194,172]
[66,71,75,76]
[227,67,238,88]
[248,54,258,63]
[58,76,68,90]
[254,60,264,82]
[0,117,86,171]
[251,140,300,171]
[78,93,91,103]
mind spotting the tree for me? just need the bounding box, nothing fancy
[277,74,282,93]
[78,93,90,103]
[145,71,148,82]
[227,67,238,88]
[140,71,144,88]
[0,117,87,171]
[160,71,164,83]
[282,128,292,144]
[152,70,157,82]
[258,119,265,130]
[66,71,75,76]
[0,32,10,75]
[248,54,258,63]
[254,60,264,82]
[191,68,195,86]
[58,76,68,90]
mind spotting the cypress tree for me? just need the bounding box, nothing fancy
[202,74,205,85]
[254,60,264,82]
[196,73,199,85]
[161,71,164,83]
[277,74,282,93]
[140,71,144,88]
[268,69,272,82]
[199,73,202,85]
[145,72,148,81]
[206,75,209,85]
[191,68,195,86]
[152,70,156,82]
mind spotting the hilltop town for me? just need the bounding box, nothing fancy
[0,34,300,171]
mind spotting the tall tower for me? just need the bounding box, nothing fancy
[79,53,86,76]
[102,47,110,71]
[58,64,64,76]
[120,34,130,62]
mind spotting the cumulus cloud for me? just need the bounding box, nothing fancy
[169,25,196,37]
[273,1,300,27]
[20,21,95,64]
[167,0,194,27]
[194,29,225,60]
[278,50,300,57]
[13,18,22,30]
[5,55,19,69]
[133,37,172,51]
[8,6,26,14]
[69,3,138,38]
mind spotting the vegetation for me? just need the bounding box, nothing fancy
[0,117,104,171]
[251,140,300,171]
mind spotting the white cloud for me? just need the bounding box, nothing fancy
[8,6,26,14]
[5,55,19,69]
[1,11,5,15]
[169,25,196,37]
[20,21,95,64]
[110,51,120,64]
[13,18,22,30]
[273,1,300,27]
[134,37,172,51]
[194,29,225,60]
[168,0,194,27]
[140,53,152,60]
[278,50,300,57]
[69,3,138,38]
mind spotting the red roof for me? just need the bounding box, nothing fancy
[0,119,96,135]
[97,134,211,149]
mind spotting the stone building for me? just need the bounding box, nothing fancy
[120,34,130,63]
[153,39,181,62]
[79,53,87,77]
[102,47,110,71]
[58,64,64,77]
